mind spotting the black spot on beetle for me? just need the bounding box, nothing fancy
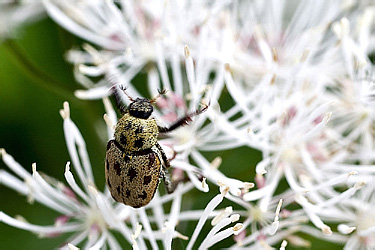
[124,154,131,162]
[134,148,153,156]
[126,189,131,198]
[127,167,137,182]
[138,191,147,200]
[120,134,127,145]
[148,153,155,170]
[114,162,121,175]
[113,140,125,152]
[144,175,152,185]
[116,186,121,195]
[134,138,144,148]
[135,126,144,134]
[125,122,132,130]
[107,177,112,188]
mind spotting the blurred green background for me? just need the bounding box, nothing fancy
[0,17,107,248]
[0,17,342,249]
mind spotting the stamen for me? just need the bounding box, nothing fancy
[201,177,208,191]
[133,223,142,239]
[184,45,190,58]
[176,232,189,240]
[68,243,79,250]
[87,185,98,196]
[82,43,101,65]
[242,182,255,193]
[272,48,278,62]
[233,223,243,234]
[32,163,37,174]
[211,206,233,225]
[219,184,230,196]
[321,224,332,235]
[103,114,114,129]
[225,63,231,73]
[210,157,222,169]
[186,192,225,249]
[280,240,288,250]
[338,224,356,234]
[286,235,311,247]
[131,223,142,250]
[354,180,366,189]
[268,199,283,235]
[60,102,70,120]
[332,18,350,40]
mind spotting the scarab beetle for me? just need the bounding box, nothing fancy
[105,86,207,208]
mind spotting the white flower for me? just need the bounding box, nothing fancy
[224,83,334,198]
[222,0,352,90]
[232,170,365,248]
[43,0,232,96]
[322,10,375,180]
[322,180,375,250]
[186,185,242,250]
[0,1,46,41]
[330,11,375,127]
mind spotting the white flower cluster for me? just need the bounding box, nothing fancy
[1,0,375,249]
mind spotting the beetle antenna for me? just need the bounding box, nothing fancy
[120,85,135,102]
[150,89,167,103]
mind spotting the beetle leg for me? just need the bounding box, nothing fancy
[106,73,128,114]
[161,167,175,194]
[156,142,176,193]
[158,104,208,133]
[156,143,170,168]
[110,85,128,114]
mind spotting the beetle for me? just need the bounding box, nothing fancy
[105,86,207,208]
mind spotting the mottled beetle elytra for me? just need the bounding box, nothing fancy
[105,86,207,208]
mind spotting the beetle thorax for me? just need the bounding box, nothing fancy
[114,113,159,152]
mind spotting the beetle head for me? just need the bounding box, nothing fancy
[128,98,153,119]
